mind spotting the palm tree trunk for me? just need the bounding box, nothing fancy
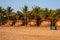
[24,14,27,27]
[0,16,2,26]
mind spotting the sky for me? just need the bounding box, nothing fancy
[0,0,60,11]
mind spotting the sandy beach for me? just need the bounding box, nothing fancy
[0,26,60,40]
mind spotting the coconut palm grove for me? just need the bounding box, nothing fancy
[0,6,60,29]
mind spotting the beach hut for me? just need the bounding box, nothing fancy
[15,20,23,26]
[55,20,60,27]
[28,19,37,26]
[5,20,13,26]
[40,20,51,27]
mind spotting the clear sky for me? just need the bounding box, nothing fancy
[0,0,60,11]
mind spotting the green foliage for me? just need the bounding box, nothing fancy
[0,6,60,25]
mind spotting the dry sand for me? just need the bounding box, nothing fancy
[0,26,60,40]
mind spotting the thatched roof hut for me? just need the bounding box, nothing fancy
[28,19,37,26]
[40,20,51,27]
[5,20,13,26]
[15,20,23,26]
[55,20,60,27]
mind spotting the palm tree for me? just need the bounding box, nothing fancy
[48,9,56,27]
[39,8,51,27]
[0,7,6,25]
[55,9,60,27]
[5,6,13,26]
[28,6,41,26]
[1,8,7,25]
[6,6,13,20]
[0,6,3,25]
[22,6,28,26]
[55,9,60,20]
[14,11,24,26]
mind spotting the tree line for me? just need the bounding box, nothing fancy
[0,6,60,26]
